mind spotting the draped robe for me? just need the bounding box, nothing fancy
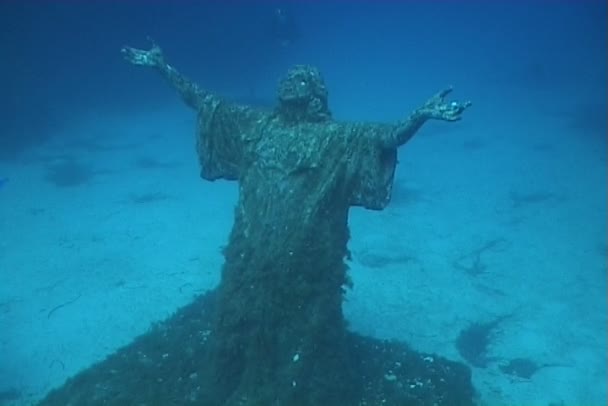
[196,97,398,404]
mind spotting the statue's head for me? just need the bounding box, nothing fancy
[276,65,331,123]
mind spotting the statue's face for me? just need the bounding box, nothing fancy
[277,65,331,122]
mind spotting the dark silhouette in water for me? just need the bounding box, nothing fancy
[270,7,298,47]
[39,42,472,405]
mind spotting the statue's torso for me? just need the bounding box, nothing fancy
[236,120,352,244]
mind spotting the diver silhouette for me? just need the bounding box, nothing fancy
[270,7,298,47]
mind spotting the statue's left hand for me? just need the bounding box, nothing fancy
[421,87,471,121]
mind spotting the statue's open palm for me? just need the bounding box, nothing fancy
[121,44,165,67]
[422,88,472,121]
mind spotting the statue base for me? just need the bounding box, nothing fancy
[38,291,474,405]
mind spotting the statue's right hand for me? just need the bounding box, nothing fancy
[121,44,164,67]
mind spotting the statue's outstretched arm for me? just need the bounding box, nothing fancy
[383,87,471,148]
[121,42,208,110]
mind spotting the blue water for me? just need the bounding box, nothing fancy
[0,1,605,405]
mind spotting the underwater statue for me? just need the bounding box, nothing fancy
[38,43,473,406]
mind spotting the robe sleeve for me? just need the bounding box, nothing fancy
[348,124,399,210]
[195,96,267,181]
